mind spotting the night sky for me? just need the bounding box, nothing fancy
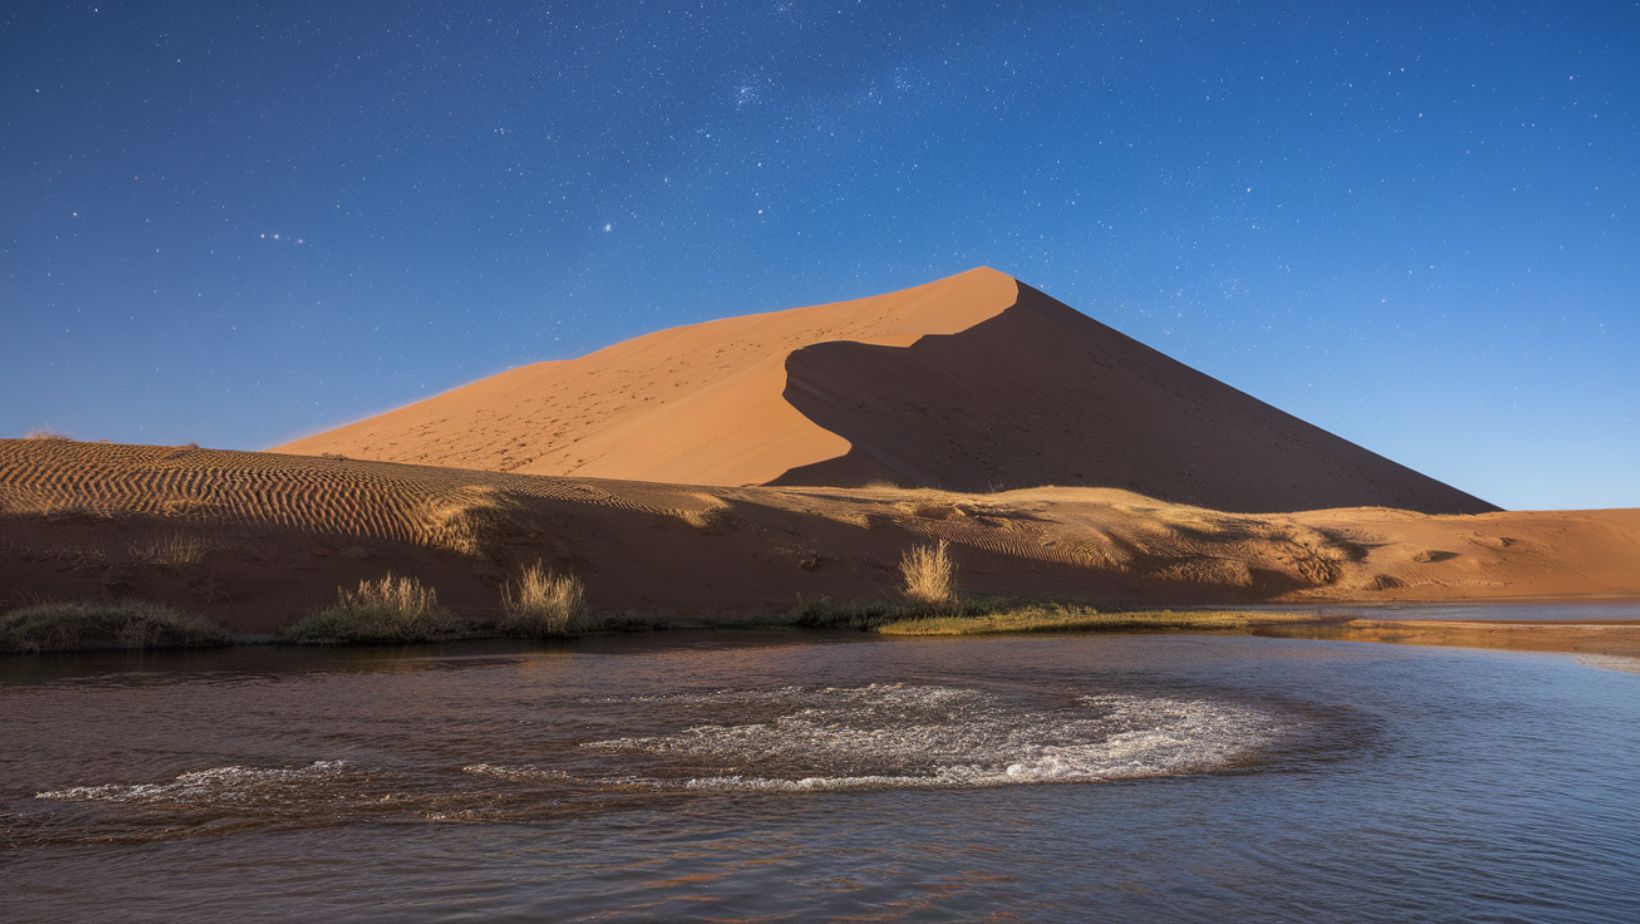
[3,2,1636,509]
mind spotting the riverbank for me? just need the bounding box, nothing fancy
[6,441,1639,636]
[7,595,1640,664]
[1251,617,1640,660]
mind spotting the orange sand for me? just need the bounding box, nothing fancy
[278,268,1493,514]
[3,440,1633,634]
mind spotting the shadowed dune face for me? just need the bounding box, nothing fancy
[775,284,1497,514]
[2,441,1635,633]
[277,266,1488,513]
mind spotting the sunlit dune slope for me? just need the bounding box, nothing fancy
[3,440,1633,633]
[277,267,1019,487]
[277,267,1492,514]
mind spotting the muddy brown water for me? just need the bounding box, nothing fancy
[3,621,1638,921]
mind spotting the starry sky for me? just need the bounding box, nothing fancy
[3,2,1637,509]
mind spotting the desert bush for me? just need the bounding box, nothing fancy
[899,539,957,608]
[281,572,469,644]
[22,427,70,441]
[0,600,229,653]
[499,562,585,637]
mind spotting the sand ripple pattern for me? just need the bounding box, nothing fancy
[0,441,724,551]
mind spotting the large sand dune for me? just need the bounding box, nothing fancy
[3,440,1633,633]
[278,268,1493,514]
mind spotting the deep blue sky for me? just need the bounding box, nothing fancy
[3,2,1636,509]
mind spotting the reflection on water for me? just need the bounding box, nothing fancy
[3,628,1638,921]
[1252,598,1640,622]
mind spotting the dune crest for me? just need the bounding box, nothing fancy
[277,268,1018,486]
[278,268,1491,514]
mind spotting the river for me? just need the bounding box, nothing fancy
[3,626,1637,921]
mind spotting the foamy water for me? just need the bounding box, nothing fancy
[5,629,1639,922]
[35,685,1281,807]
[580,684,1279,791]
[36,761,355,805]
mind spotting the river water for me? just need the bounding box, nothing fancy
[3,629,1637,921]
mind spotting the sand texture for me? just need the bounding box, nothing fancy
[3,440,1633,633]
[278,268,1494,514]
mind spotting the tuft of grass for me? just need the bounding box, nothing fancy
[899,539,956,609]
[281,572,470,644]
[878,604,1318,637]
[127,534,218,567]
[23,427,71,441]
[0,600,229,653]
[499,562,586,637]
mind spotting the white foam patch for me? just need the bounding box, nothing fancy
[461,763,574,783]
[36,761,353,805]
[582,684,1282,792]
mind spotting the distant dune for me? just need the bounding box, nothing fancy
[277,268,1494,515]
[3,441,1633,633]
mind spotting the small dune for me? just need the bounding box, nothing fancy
[1,440,1636,635]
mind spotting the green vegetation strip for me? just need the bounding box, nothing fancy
[0,601,230,653]
[877,605,1319,636]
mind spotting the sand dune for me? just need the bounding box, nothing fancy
[277,268,1018,487]
[3,440,1633,633]
[278,268,1493,514]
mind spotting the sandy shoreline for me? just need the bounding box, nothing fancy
[1251,617,1640,660]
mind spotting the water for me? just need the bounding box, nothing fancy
[2,629,1638,921]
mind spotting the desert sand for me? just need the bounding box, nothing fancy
[278,268,1494,514]
[3,440,1635,634]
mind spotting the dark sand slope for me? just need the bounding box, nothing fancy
[777,283,1495,512]
[278,269,1493,514]
[2,441,1633,634]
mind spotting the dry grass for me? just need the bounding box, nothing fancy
[878,605,1318,637]
[0,600,229,653]
[127,534,219,567]
[22,427,71,441]
[899,539,956,608]
[282,572,471,644]
[499,562,586,637]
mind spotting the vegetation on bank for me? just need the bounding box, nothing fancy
[0,550,1319,652]
[280,573,473,645]
[0,601,230,653]
[280,566,595,645]
[875,604,1317,636]
[899,540,956,608]
[499,562,586,637]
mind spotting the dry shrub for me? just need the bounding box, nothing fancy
[23,427,70,441]
[899,539,956,608]
[338,572,441,616]
[283,572,467,644]
[500,562,585,637]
